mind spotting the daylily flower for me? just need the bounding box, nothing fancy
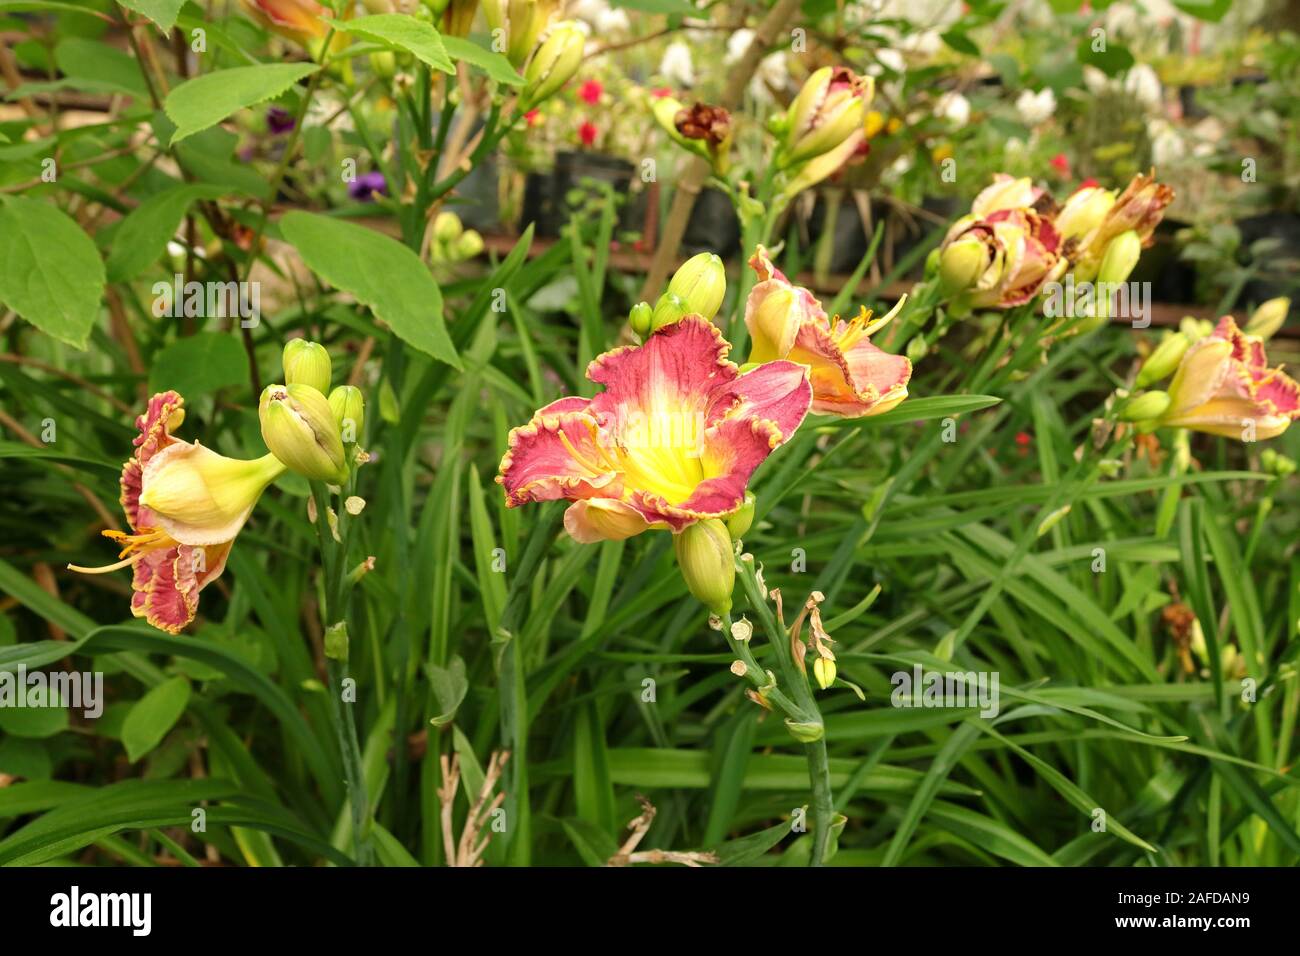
[968,174,1048,217]
[938,203,1066,309]
[1156,316,1300,440]
[744,246,911,418]
[68,392,285,634]
[497,317,812,543]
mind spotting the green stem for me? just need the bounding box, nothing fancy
[805,737,835,866]
[310,479,372,866]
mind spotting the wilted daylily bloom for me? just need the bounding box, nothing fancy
[1070,171,1173,282]
[68,392,285,634]
[497,317,812,543]
[938,205,1066,310]
[967,174,1048,218]
[744,246,911,418]
[1155,316,1300,440]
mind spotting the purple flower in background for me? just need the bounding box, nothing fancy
[349,171,387,203]
[266,106,295,135]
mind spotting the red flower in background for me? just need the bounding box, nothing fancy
[578,79,603,105]
[1050,153,1071,177]
[525,109,541,127]
[579,121,598,146]
[650,87,673,99]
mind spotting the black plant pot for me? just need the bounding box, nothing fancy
[885,196,962,277]
[521,151,636,239]
[1130,217,1196,304]
[682,187,740,258]
[807,194,868,275]
[1237,211,1300,303]
[449,153,500,233]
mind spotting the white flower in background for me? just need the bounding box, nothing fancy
[747,51,789,102]
[1124,64,1162,110]
[659,40,695,87]
[885,154,913,183]
[870,48,905,76]
[726,28,755,63]
[898,30,942,55]
[595,7,628,32]
[1191,117,1224,158]
[1015,87,1056,126]
[1148,118,1185,166]
[307,93,353,132]
[566,0,605,20]
[1082,65,1111,95]
[935,91,970,127]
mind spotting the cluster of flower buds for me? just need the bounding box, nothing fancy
[628,252,727,340]
[260,340,366,484]
[1121,315,1298,441]
[431,211,485,266]
[936,171,1174,321]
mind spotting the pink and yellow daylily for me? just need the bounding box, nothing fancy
[939,205,1066,309]
[497,317,812,543]
[69,392,284,634]
[1158,316,1300,440]
[743,246,911,418]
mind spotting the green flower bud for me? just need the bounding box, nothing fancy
[725,491,756,539]
[666,253,726,321]
[1245,296,1289,341]
[433,211,463,244]
[628,301,653,339]
[1096,230,1142,287]
[328,385,365,447]
[905,335,929,364]
[1118,389,1171,423]
[282,340,332,395]
[1260,448,1296,477]
[673,518,735,615]
[938,236,987,297]
[260,383,349,483]
[924,246,942,278]
[812,656,837,690]
[455,229,484,259]
[650,292,689,332]
[1179,317,1215,342]
[1135,332,1189,388]
[522,20,585,108]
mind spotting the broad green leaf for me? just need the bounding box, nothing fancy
[324,15,454,73]
[148,331,249,397]
[53,36,148,98]
[0,690,68,738]
[441,36,524,86]
[0,196,105,349]
[164,63,318,145]
[116,0,186,34]
[279,211,460,369]
[107,184,226,282]
[121,676,191,762]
